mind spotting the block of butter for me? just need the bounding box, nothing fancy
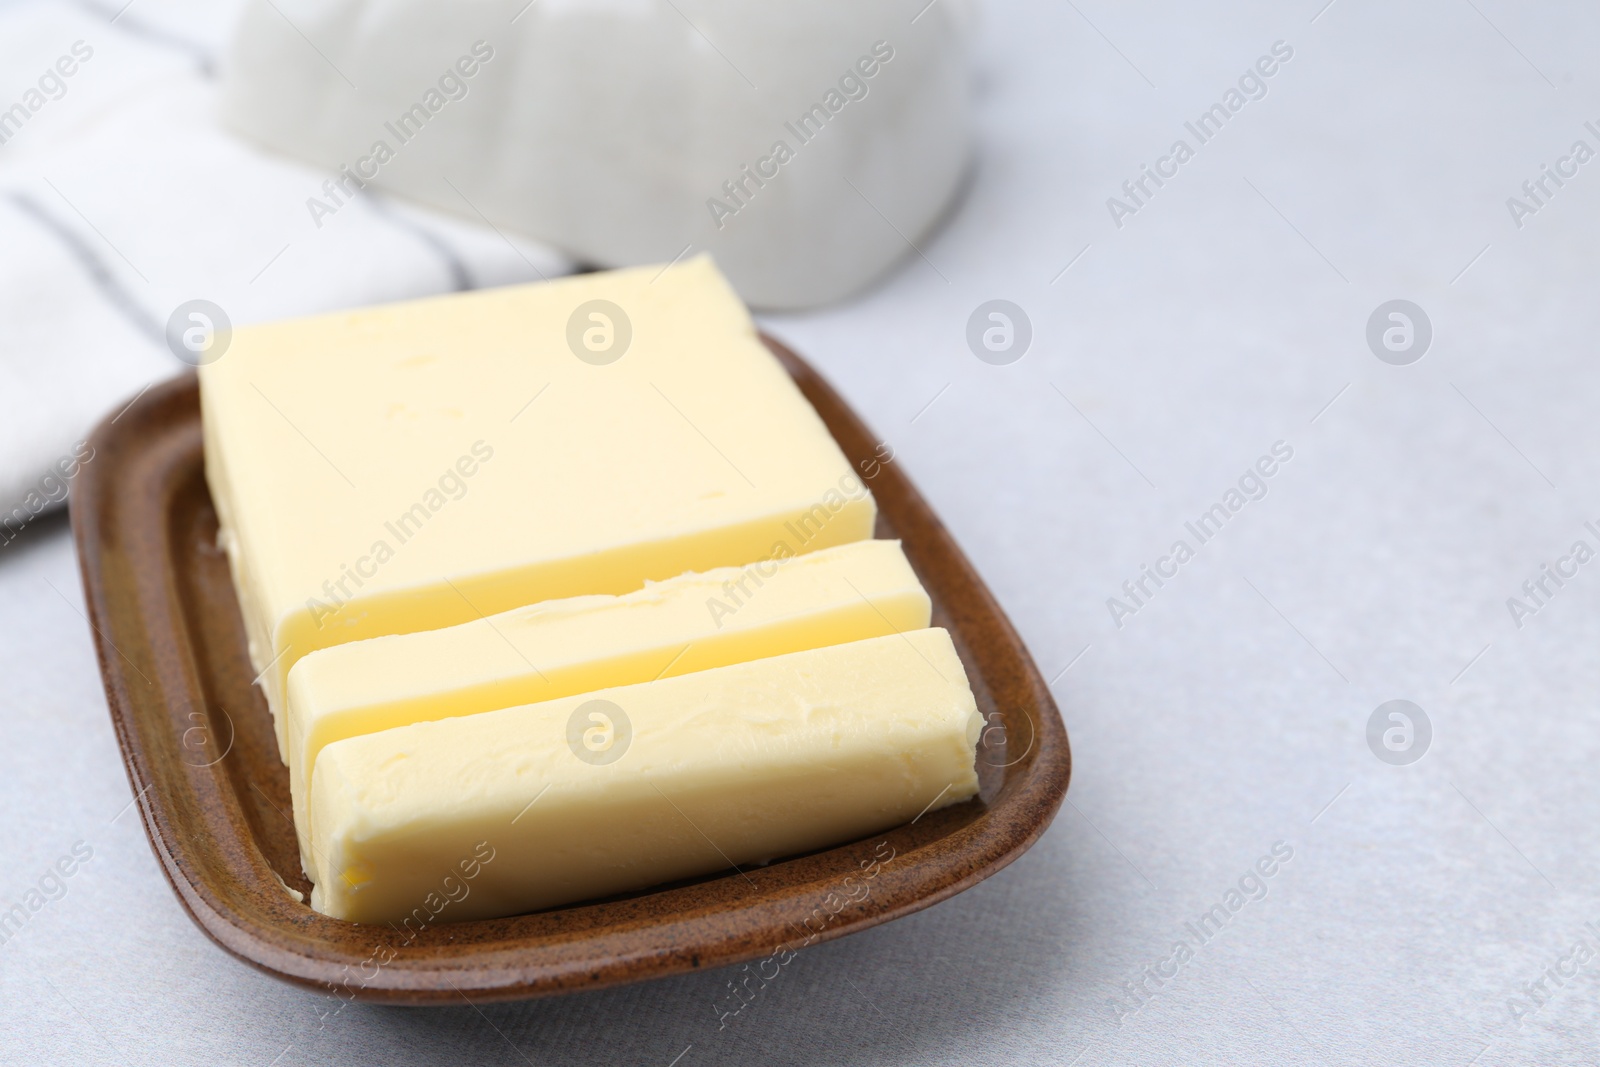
[308,628,980,923]
[285,538,930,870]
[199,256,875,757]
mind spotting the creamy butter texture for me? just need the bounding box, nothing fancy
[309,629,981,922]
[199,257,874,757]
[201,258,983,924]
[284,538,930,871]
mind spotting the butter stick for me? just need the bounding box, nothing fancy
[308,628,980,922]
[199,256,875,758]
[285,538,932,872]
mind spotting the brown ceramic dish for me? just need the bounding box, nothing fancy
[71,335,1070,1006]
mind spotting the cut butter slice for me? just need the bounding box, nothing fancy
[308,628,980,923]
[199,255,875,758]
[285,538,932,871]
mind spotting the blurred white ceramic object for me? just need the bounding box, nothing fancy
[220,0,973,309]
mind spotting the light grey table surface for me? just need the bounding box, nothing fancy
[5,1,1600,1064]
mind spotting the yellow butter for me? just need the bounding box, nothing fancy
[307,628,980,922]
[284,539,931,872]
[199,257,874,757]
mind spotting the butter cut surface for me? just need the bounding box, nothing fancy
[285,538,930,871]
[307,628,980,923]
[198,256,875,758]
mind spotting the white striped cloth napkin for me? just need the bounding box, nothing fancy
[0,0,570,544]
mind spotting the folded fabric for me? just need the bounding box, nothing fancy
[0,0,569,543]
